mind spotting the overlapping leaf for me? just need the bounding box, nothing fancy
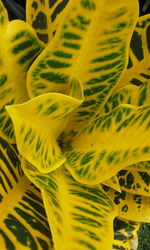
[128,161,150,173]
[0,0,44,143]
[103,186,150,223]
[6,82,83,173]
[117,169,150,196]
[27,0,138,136]
[22,159,117,250]
[0,137,53,249]
[119,14,150,87]
[102,175,121,192]
[113,217,139,250]
[26,0,70,43]
[65,104,150,184]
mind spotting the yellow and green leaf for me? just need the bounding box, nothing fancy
[103,186,150,223]
[65,104,150,185]
[6,86,82,173]
[102,175,121,192]
[117,169,150,196]
[127,161,150,173]
[119,14,150,87]
[22,159,117,250]
[113,217,140,250]
[27,0,138,133]
[0,0,44,143]
[26,0,70,43]
[0,137,53,249]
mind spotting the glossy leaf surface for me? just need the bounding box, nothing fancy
[26,0,70,43]
[65,104,150,184]
[22,159,117,250]
[0,1,44,143]
[0,137,53,249]
[27,0,138,132]
[6,89,82,173]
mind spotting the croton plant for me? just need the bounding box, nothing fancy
[0,0,150,249]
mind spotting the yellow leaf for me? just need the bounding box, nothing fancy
[119,14,150,87]
[102,175,121,192]
[27,0,138,133]
[0,1,44,143]
[26,0,70,43]
[65,104,150,184]
[22,159,117,250]
[117,169,150,197]
[0,137,53,249]
[6,81,83,173]
[103,186,150,223]
[127,161,150,173]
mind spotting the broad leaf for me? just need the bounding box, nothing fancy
[119,14,150,87]
[22,159,117,250]
[6,85,83,173]
[0,0,44,143]
[0,137,53,249]
[103,186,150,223]
[27,0,138,133]
[26,0,70,43]
[117,169,150,196]
[65,104,150,185]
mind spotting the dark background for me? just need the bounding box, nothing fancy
[1,0,150,21]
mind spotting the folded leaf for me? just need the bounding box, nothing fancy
[0,137,53,249]
[102,175,121,192]
[119,14,150,87]
[117,169,150,196]
[65,104,150,184]
[22,159,117,250]
[103,81,150,114]
[6,87,82,173]
[103,186,150,223]
[0,1,44,143]
[27,0,138,131]
[26,0,70,43]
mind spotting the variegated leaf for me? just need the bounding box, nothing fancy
[103,186,150,223]
[102,175,121,192]
[27,0,138,133]
[6,84,83,173]
[0,137,53,249]
[103,81,150,114]
[113,218,139,250]
[0,0,44,143]
[65,104,150,185]
[22,159,117,250]
[26,0,70,43]
[119,14,150,87]
[128,161,150,173]
[117,169,150,197]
